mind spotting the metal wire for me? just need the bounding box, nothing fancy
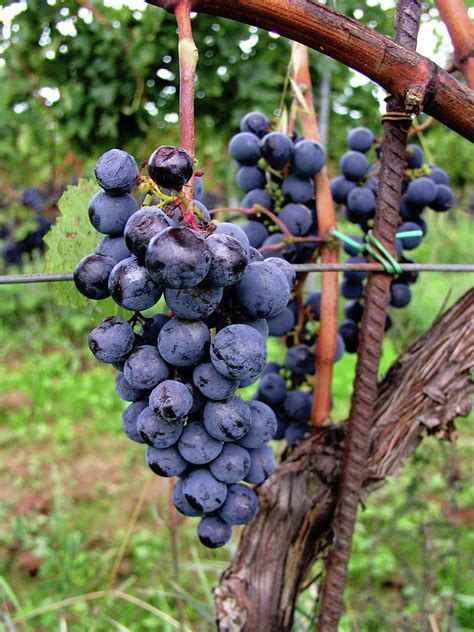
[0,264,472,285]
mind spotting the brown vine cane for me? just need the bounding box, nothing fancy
[316,1,423,629]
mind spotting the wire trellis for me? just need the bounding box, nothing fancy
[0,263,472,285]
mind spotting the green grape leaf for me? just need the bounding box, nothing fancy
[43,179,99,307]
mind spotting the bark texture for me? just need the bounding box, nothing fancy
[214,288,474,631]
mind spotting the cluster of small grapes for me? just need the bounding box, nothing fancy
[330,126,455,353]
[226,112,345,445]
[74,145,295,548]
[0,186,53,269]
[228,111,326,263]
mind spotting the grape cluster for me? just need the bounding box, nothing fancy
[228,110,325,264]
[75,144,294,548]
[0,186,53,269]
[227,112,345,445]
[331,126,455,353]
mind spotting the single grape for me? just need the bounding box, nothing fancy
[108,257,162,311]
[405,177,437,207]
[264,257,296,289]
[240,221,269,248]
[88,316,135,364]
[257,372,288,405]
[122,400,148,443]
[285,422,309,446]
[260,132,294,169]
[115,373,149,402]
[284,344,315,376]
[339,151,369,182]
[282,174,315,205]
[210,324,267,381]
[204,233,248,286]
[241,188,273,212]
[137,406,183,448]
[157,318,210,367]
[88,191,139,235]
[430,184,455,212]
[347,187,375,216]
[210,443,251,484]
[267,307,295,336]
[278,203,312,236]
[164,284,223,320]
[244,444,276,484]
[347,127,374,153]
[149,380,193,423]
[238,400,277,449]
[390,283,411,308]
[148,145,194,190]
[178,422,223,465]
[340,278,365,300]
[203,396,252,442]
[397,221,423,250]
[197,516,232,548]
[213,222,250,257]
[123,345,169,390]
[146,226,211,289]
[183,469,228,513]
[240,111,269,137]
[344,300,364,323]
[95,235,131,263]
[219,483,258,525]
[146,445,187,477]
[228,132,261,165]
[234,261,291,319]
[292,139,326,177]
[428,165,449,185]
[236,165,266,192]
[95,149,138,195]
[124,206,174,261]
[406,144,424,169]
[193,363,239,401]
[283,390,312,422]
[74,253,116,300]
[330,176,357,204]
[338,319,360,353]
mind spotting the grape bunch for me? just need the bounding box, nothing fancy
[227,112,346,445]
[1,186,53,269]
[331,126,455,353]
[74,144,295,548]
[228,110,325,264]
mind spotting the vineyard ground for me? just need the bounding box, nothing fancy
[0,213,472,631]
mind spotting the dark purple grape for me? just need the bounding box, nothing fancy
[203,396,252,442]
[339,151,369,182]
[74,253,116,300]
[430,184,455,212]
[197,516,232,548]
[210,444,251,484]
[234,261,291,319]
[238,400,277,449]
[108,257,162,311]
[210,324,267,381]
[146,226,211,289]
[228,132,261,165]
[115,373,149,402]
[338,319,359,353]
[146,445,187,477]
[164,283,223,320]
[241,188,273,212]
[240,111,269,137]
[138,313,170,346]
[178,422,223,465]
[205,233,248,286]
[284,344,315,376]
[292,139,325,177]
[88,191,139,235]
[347,127,374,153]
[157,318,210,367]
[283,390,312,422]
[240,221,269,248]
[267,307,295,336]
[260,132,294,169]
[96,235,131,263]
[330,176,357,204]
[95,149,138,195]
[282,174,315,205]
[406,144,424,169]
[124,207,174,261]
[244,445,276,484]
[405,177,437,207]
[148,145,194,190]
[149,379,193,423]
[183,469,228,513]
[278,203,312,236]
[390,283,411,308]
[236,165,266,192]
[219,483,258,525]
[257,372,287,405]
[193,363,239,401]
[123,345,169,390]
[88,316,135,364]
[137,406,183,448]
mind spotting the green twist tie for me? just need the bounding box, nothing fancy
[365,230,403,274]
[330,228,410,275]
[331,229,364,252]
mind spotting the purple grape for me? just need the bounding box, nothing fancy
[123,345,169,390]
[95,149,138,195]
[88,316,135,364]
[219,483,258,524]
[244,445,276,484]
[146,445,187,477]
[197,516,232,548]
[74,253,116,300]
[137,406,183,448]
[210,443,251,484]
[203,396,251,442]
[148,146,194,190]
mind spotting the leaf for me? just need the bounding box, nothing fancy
[43,179,99,307]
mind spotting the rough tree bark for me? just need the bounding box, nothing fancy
[147,0,474,141]
[214,288,474,631]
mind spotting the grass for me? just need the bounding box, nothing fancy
[0,212,472,631]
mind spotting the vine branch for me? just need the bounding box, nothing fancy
[435,0,474,89]
[147,0,474,141]
[290,42,339,427]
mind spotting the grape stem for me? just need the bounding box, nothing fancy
[291,42,339,427]
[209,205,292,237]
[175,0,198,202]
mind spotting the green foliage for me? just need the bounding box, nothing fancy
[43,178,98,306]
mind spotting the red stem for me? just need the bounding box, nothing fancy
[175,0,198,200]
[291,43,339,427]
